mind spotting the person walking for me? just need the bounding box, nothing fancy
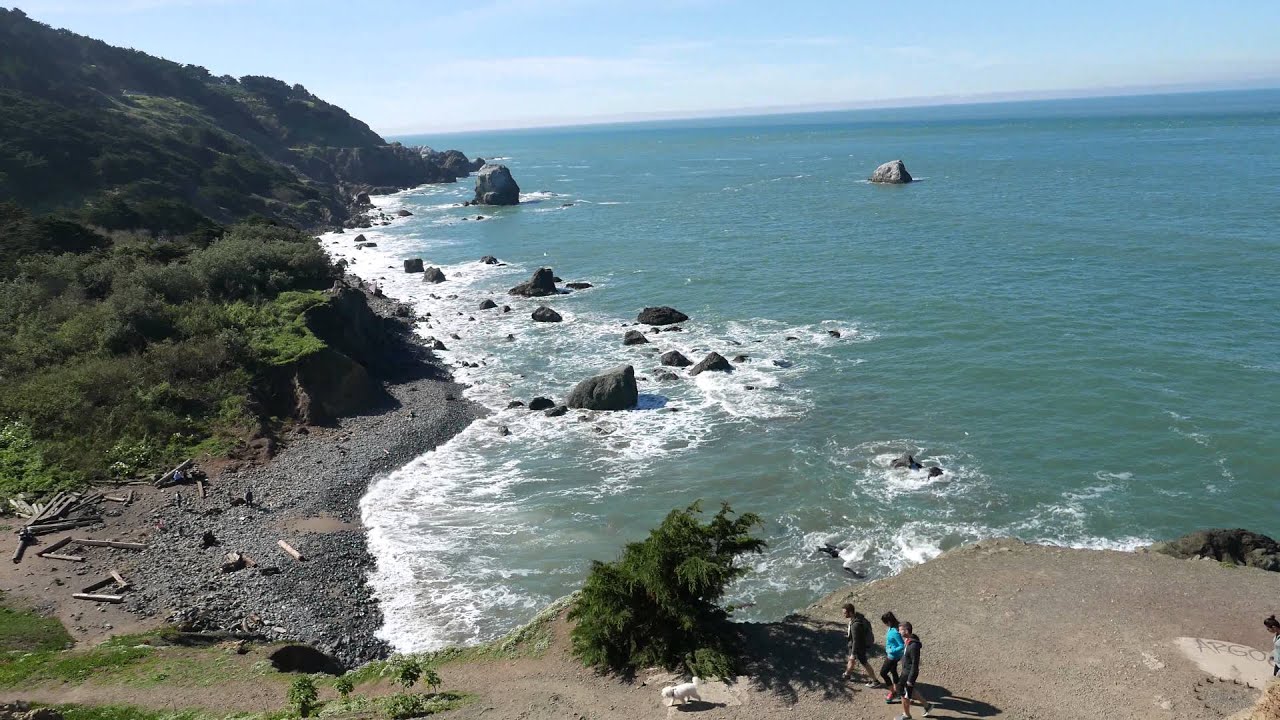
[880,612,904,702]
[841,603,880,687]
[896,622,935,719]
[1266,615,1280,676]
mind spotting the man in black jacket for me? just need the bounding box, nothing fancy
[841,603,880,686]
[895,622,935,719]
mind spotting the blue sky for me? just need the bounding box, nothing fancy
[14,1,1280,133]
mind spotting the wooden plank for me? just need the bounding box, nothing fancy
[26,518,102,535]
[154,459,193,488]
[37,536,74,556]
[82,578,115,593]
[41,552,86,562]
[277,539,304,561]
[110,570,129,588]
[197,480,206,498]
[71,539,146,550]
[104,495,129,503]
[73,593,124,603]
[126,490,135,503]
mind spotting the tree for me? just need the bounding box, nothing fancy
[568,501,766,675]
[287,675,318,717]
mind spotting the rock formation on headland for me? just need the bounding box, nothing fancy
[566,365,639,411]
[509,268,559,297]
[474,164,521,205]
[637,306,689,326]
[869,159,913,184]
[1150,529,1280,571]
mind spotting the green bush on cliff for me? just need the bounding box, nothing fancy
[0,208,338,490]
[568,502,766,675]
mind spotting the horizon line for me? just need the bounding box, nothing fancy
[382,79,1280,139]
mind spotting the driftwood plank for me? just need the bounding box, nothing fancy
[71,539,146,550]
[277,540,304,561]
[41,552,86,562]
[73,593,124,603]
[154,459,193,488]
[111,570,129,588]
[12,538,30,564]
[37,536,74,555]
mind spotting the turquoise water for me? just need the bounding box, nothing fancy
[323,90,1280,651]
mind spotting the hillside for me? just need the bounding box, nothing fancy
[0,7,471,229]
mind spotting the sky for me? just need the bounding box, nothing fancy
[12,1,1280,134]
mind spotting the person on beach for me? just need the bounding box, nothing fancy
[841,603,880,687]
[1266,615,1280,676]
[880,612,904,702]
[896,622,935,719]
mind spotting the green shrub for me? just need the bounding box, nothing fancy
[389,656,440,691]
[288,675,318,717]
[568,501,766,674]
[381,692,466,719]
[0,420,61,495]
[333,673,354,698]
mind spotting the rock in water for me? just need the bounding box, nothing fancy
[531,306,562,322]
[528,397,555,411]
[1150,529,1280,571]
[422,267,446,283]
[353,191,372,206]
[637,306,689,326]
[623,330,648,346]
[689,351,733,375]
[403,258,424,273]
[661,350,692,367]
[396,209,414,217]
[473,164,521,205]
[869,159,913,184]
[566,365,638,411]
[480,255,501,265]
[509,268,558,297]
[479,299,498,310]
[566,282,593,290]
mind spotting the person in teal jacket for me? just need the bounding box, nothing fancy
[880,612,904,701]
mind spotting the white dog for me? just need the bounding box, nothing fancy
[660,677,702,706]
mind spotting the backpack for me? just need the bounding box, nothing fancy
[855,615,874,647]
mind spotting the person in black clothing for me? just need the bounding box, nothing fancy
[841,603,881,686]
[896,622,935,719]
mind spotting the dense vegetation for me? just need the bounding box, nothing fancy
[0,201,340,493]
[569,502,766,675]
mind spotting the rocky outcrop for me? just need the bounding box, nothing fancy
[689,351,733,375]
[473,164,521,205]
[890,453,923,470]
[353,191,372,206]
[531,306,562,323]
[623,330,648,346]
[479,299,498,310]
[566,365,638,411]
[528,397,555,411]
[404,258,424,273]
[661,350,692,367]
[423,267,446,283]
[869,159,912,184]
[509,268,558,297]
[1150,529,1280,571]
[480,255,501,265]
[435,149,481,178]
[638,306,689,326]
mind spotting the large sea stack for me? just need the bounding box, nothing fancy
[474,164,521,205]
[869,160,913,184]
[566,365,639,411]
[509,268,558,297]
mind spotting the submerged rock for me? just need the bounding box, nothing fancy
[565,282,593,290]
[623,330,648,346]
[566,365,638,411]
[528,397,555,411]
[661,350,692,367]
[689,351,733,375]
[473,164,521,205]
[531,306,562,323]
[637,306,689,326]
[509,268,558,297]
[869,159,913,184]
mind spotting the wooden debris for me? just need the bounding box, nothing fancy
[197,480,206,498]
[277,540,304,561]
[104,495,130,503]
[82,577,115,593]
[37,536,73,556]
[70,538,146,550]
[41,552,86,563]
[126,489,135,504]
[12,537,30,564]
[110,570,129,588]
[73,593,124,603]
[26,518,102,535]
[154,459,193,488]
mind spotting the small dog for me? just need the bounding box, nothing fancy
[660,676,702,706]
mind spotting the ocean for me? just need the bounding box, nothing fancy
[319,89,1280,652]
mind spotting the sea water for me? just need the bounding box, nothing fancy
[318,89,1280,651]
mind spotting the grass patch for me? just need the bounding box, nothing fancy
[345,593,574,688]
[226,290,330,366]
[0,593,72,653]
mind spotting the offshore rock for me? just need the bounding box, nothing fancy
[661,350,692,367]
[531,306,562,323]
[637,306,689,326]
[473,163,521,205]
[869,159,913,184]
[566,365,638,411]
[422,267,446,283]
[623,330,648,346]
[689,351,733,375]
[403,258,424,273]
[509,268,558,297]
